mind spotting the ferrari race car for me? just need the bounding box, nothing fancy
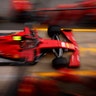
[0,25,80,68]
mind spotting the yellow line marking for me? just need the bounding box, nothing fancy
[33,70,96,77]
[73,29,96,32]
[70,71,96,76]
[80,47,96,52]
[35,72,63,77]
[35,28,96,32]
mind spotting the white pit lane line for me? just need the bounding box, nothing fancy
[0,30,22,33]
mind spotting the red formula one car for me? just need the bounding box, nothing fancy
[0,25,80,68]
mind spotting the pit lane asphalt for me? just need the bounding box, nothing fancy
[0,29,96,96]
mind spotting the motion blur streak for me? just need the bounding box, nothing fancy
[18,70,96,96]
[33,28,96,32]
[80,48,96,52]
[32,70,96,77]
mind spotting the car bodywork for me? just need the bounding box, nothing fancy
[0,26,80,68]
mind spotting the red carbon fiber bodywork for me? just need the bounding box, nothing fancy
[0,27,80,67]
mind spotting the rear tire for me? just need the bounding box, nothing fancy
[48,25,61,37]
[52,57,68,69]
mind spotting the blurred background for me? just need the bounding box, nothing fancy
[0,0,81,17]
[0,0,96,96]
[0,0,96,29]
